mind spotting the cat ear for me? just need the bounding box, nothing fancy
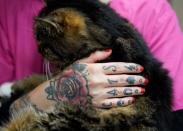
[35,17,62,33]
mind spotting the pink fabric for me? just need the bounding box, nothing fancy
[0,0,183,111]
[110,0,183,111]
[0,0,45,83]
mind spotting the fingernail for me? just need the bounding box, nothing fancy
[104,48,112,52]
[139,66,144,71]
[140,88,145,94]
[144,79,149,85]
[132,98,136,103]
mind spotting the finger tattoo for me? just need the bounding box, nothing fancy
[139,79,144,85]
[117,99,125,107]
[123,88,133,95]
[124,65,138,71]
[107,89,119,96]
[102,102,113,108]
[126,76,135,84]
[107,79,118,84]
[135,89,139,94]
[103,65,117,72]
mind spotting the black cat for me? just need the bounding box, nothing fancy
[1,0,173,131]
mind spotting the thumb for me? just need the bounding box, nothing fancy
[78,49,112,63]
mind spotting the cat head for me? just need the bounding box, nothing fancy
[34,0,134,68]
[35,9,112,68]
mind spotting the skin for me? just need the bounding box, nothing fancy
[10,49,147,112]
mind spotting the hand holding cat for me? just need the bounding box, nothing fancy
[9,49,147,113]
[52,49,148,108]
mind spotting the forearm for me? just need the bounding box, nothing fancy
[10,79,57,113]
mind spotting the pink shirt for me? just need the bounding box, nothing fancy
[0,0,183,111]
[109,0,183,111]
[0,0,45,83]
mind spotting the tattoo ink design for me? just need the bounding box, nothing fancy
[45,73,85,101]
[135,89,139,94]
[103,65,117,72]
[102,102,113,108]
[123,88,133,95]
[45,64,89,102]
[126,76,135,84]
[73,64,90,89]
[72,63,87,73]
[45,81,56,100]
[107,89,119,96]
[107,79,118,84]
[58,76,83,100]
[139,79,144,85]
[124,65,138,71]
[117,99,125,107]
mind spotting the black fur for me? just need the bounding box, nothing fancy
[0,0,173,130]
[35,0,173,130]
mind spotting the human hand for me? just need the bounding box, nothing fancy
[47,49,147,108]
[8,49,147,112]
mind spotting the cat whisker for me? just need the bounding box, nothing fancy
[43,59,53,80]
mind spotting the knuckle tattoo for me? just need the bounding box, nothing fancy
[117,99,125,107]
[134,89,139,94]
[126,76,135,84]
[107,79,118,85]
[102,102,113,108]
[103,65,117,72]
[107,89,119,96]
[124,64,138,71]
[123,88,133,95]
[139,78,143,84]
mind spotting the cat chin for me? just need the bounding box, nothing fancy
[0,82,13,98]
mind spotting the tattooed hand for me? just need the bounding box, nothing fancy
[9,49,147,112]
[45,49,147,108]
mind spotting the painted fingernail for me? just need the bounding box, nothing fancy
[132,98,136,104]
[139,66,144,71]
[140,88,146,94]
[104,48,112,52]
[144,79,149,85]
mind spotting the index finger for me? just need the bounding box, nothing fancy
[94,62,144,74]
